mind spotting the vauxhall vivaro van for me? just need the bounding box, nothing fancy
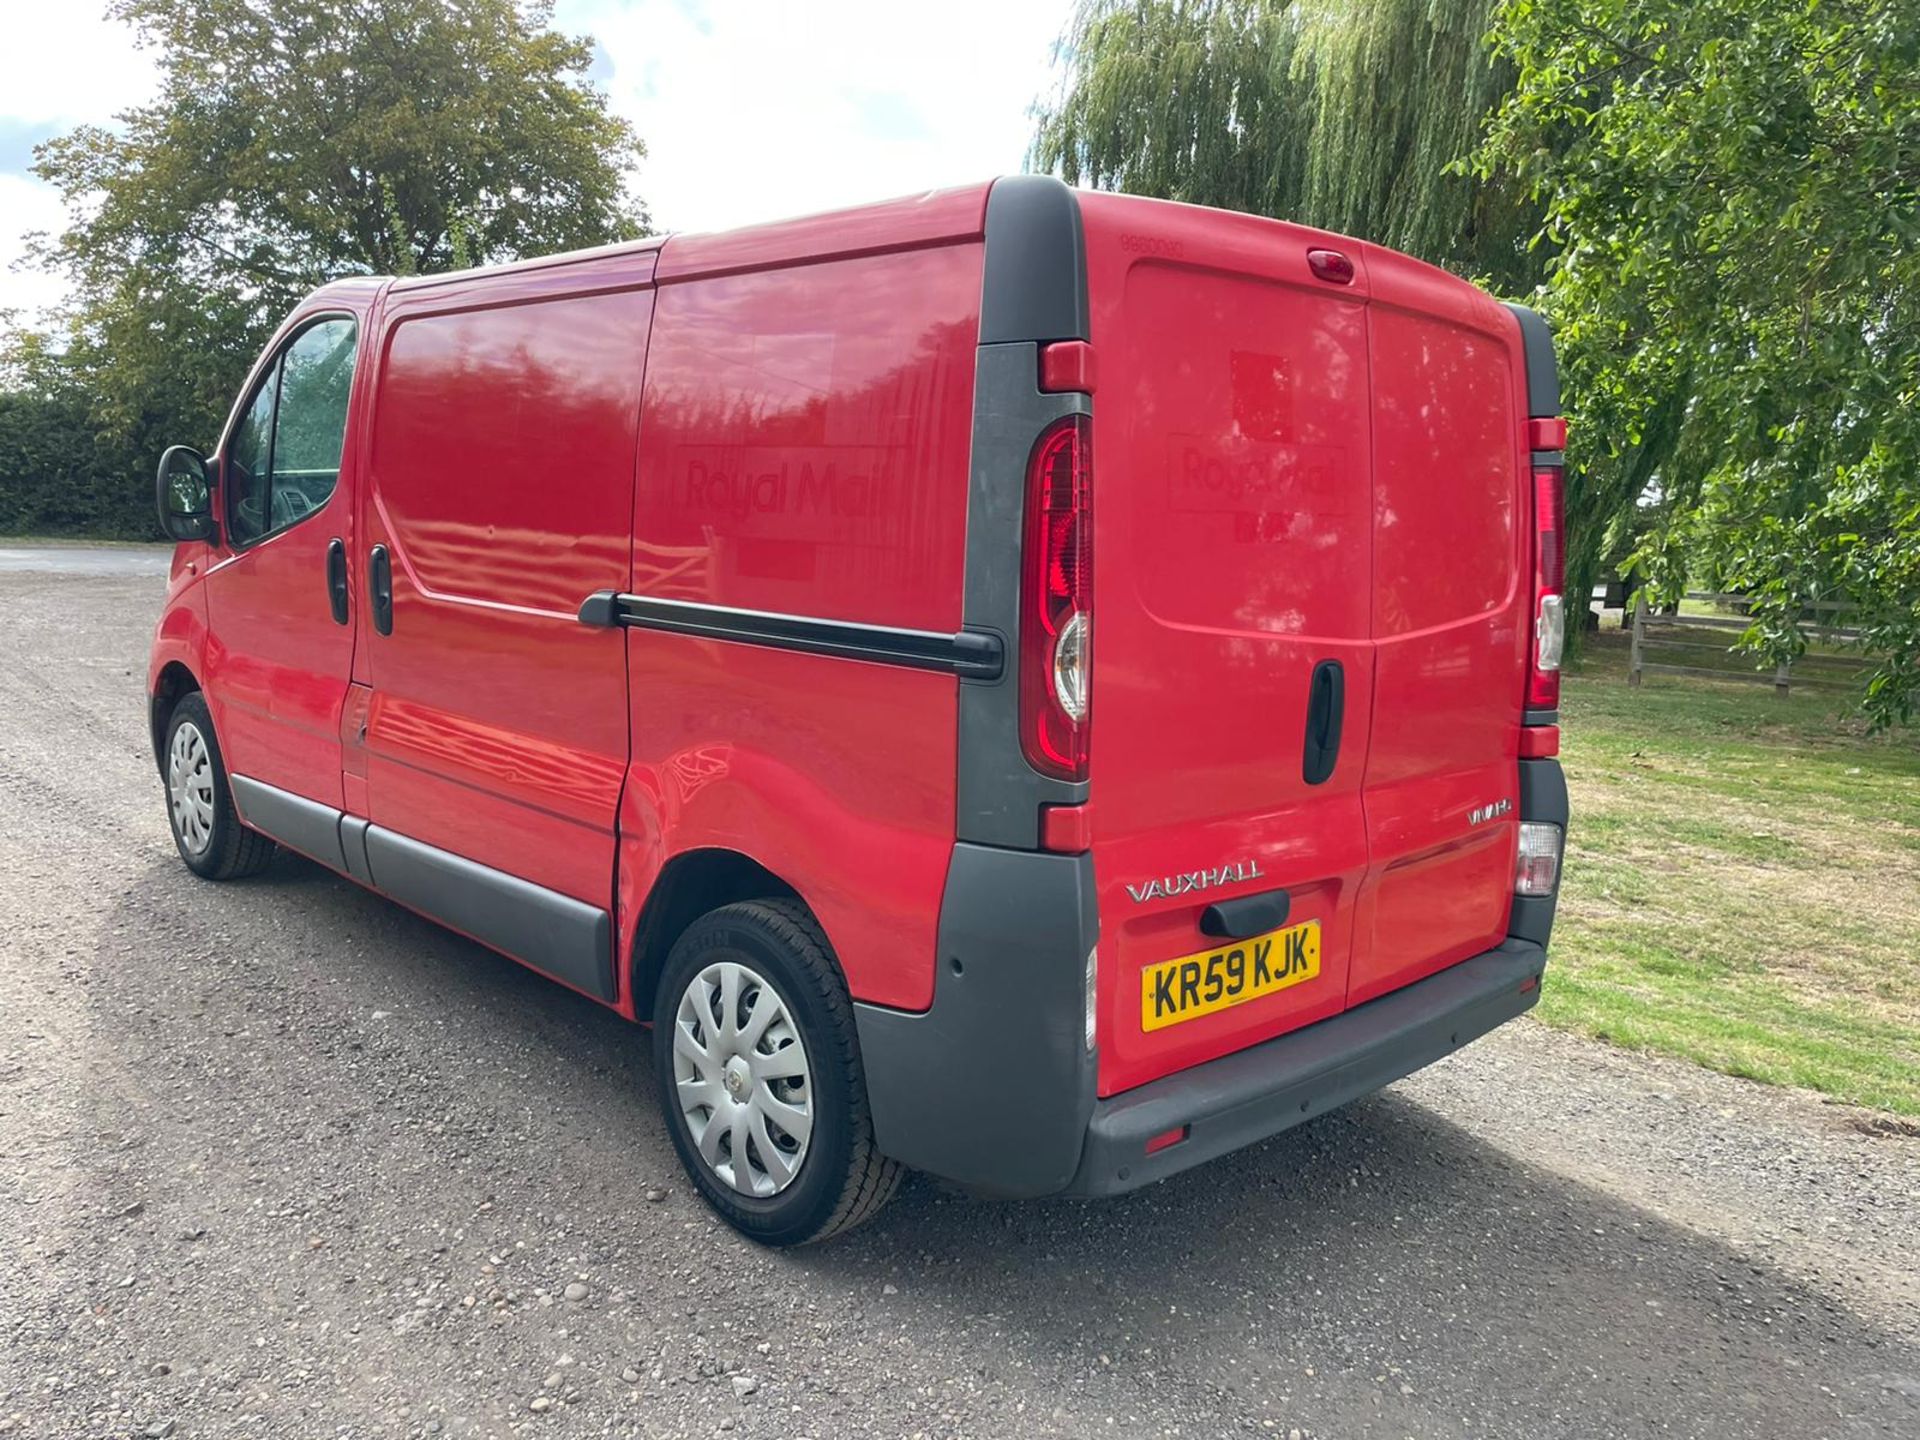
[149,176,1569,1244]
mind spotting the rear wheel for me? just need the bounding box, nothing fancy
[162,692,275,880]
[652,900,900,1246]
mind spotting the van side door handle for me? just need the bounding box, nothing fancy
[1301,658,1344,785]
[326,538,349,625]
[368,544,393,636]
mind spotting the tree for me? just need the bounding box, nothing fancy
[22,0,646,471]
[1032,0,1546,291]
[1032,1,1310,222]
[1477,0,1920,726]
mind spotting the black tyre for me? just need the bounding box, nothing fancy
[162,692,276,880]
[652,900,901,1246]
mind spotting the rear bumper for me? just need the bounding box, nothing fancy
[1062,939,1544,1197]
[854,843,1546,1199]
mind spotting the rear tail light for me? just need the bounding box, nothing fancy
[1022,416,1092,780]
[1528,461,1565,710]
[1515,821,1562,896]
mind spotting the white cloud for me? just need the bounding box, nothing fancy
[0,4,158,128]
[559,0,1074,234]
[0,0,1075,325]
[0,174,75,320]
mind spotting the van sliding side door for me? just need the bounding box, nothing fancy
[352,263,655,1004]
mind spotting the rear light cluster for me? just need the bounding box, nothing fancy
[1515,821,1563,896]
[1022,415,1092,781]
[1528,419,1567,712]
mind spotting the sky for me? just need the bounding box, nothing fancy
[0,0,1075,322]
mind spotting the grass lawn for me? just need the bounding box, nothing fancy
[1550,632,1920,1115]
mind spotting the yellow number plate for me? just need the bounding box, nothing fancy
[1139,921,1322,1032]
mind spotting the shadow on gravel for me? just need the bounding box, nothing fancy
[95,848,1920,1438]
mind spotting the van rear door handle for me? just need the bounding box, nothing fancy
[1302,658,1344,785]
[368,545,393,636]
[326,538,349,625]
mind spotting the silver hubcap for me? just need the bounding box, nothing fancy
[672,960,814,1197]
[167,721,216,855]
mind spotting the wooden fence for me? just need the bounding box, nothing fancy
[1628,592,1876,696]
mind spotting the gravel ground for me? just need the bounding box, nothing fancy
[2,553,1916,1440]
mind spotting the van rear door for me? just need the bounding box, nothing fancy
[1346,248,1530,1005]
[1078,195,1377,1096]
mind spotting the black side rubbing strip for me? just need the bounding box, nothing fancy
[578,590,1003,679]
[1201,888,1292,941]
[1301,659,1345,786]
[979,175,1089,345]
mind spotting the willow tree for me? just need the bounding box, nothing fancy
[1294,0,1538,292]
[1031,0,1544,291]
[1031,0,1309,219]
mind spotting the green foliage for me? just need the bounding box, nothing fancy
[4,0,645,535]
[1032,1,1310,219]
[0,388,158,538]
[1032,0,1547,290]
[1478,0,1920,728]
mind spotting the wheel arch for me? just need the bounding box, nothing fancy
[150,661,203,777]
[628,848,805,1022]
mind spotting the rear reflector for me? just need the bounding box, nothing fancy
[1145,1124,1189,1156]
[1039,339,1098,394]
[1022,416,1092,781]
[1528,416,1568,452]
[1041,802,1092,853]
[1518,725,1560,759]
[1084,944,1099,1052]
[1515,822,1562,896]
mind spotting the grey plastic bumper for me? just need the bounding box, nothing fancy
[1063,939,1546,1197]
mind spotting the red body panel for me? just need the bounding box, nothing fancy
[1348,246,1530,1004]
[358,257,655,907]
[1077,193,1378,1095]
[1076,193,1534,1095]
[617,241,985,1012]
[199,291,379,815]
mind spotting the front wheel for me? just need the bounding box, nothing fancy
[162,692,275,880]
[652,900,900,1246]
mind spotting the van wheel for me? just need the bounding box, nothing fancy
[652,900,901,1246]
[163,692,275,880]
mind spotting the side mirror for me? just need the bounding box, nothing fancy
[155,445,217,543]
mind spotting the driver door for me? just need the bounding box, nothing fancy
[201,309,367,815]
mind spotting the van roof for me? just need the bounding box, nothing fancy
[351,180,1491,314]
[373,182,994,297]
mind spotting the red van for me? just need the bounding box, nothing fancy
[148,177,1568,1245]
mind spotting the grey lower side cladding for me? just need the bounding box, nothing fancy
[230,775,348,873]
[1508,757,1569,947]
[853,842,1098,1198]
[227,775,614,1004]
[363,827,615,1003]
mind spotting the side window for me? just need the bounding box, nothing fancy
[226,371,278,546]
[223,316,359,547]
[269,318,357,525]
